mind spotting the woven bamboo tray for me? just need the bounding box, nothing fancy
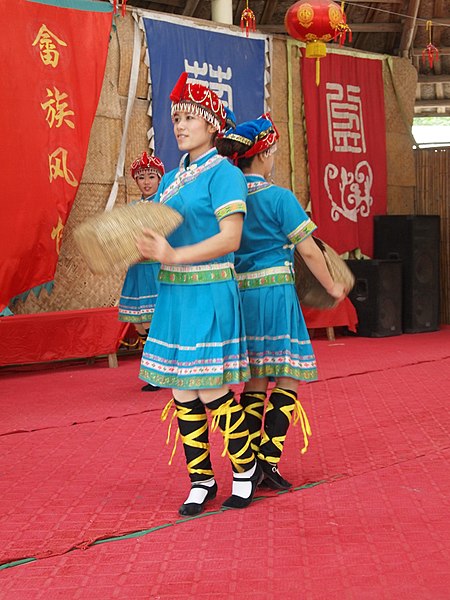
[294,237,355,309]
[74,202,183,275]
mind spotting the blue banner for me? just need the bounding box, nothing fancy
[143,17,266,171]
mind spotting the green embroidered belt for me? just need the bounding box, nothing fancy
[236,266,294,289]
[158,262,234,285]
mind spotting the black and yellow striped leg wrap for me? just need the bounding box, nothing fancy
[258,387,301,464]
[208,391,256,474]
[239,391,266,454]
[174,398,214,483]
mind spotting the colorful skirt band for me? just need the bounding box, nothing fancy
[158,261,235,285]
[236,265,294,290]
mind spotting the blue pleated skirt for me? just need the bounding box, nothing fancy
[239,283,318,381]
[139,278,250,389]
[118,262,160,323]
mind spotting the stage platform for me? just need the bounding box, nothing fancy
[0,328,449,599]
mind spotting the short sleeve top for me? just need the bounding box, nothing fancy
[235,174,317,273]
[156,148,248,266]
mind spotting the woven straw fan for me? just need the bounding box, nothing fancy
[74,202,183,275]
[294,237,355,309]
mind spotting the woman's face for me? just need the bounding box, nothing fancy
[135,170,160,197]
[172,111,216,160]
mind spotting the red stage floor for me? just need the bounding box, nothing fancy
[0,328,449,599]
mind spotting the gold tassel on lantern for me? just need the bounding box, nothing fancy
[305,41,327,86]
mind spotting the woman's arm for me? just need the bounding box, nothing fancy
[136,213,244,265]
[296,236,346,302]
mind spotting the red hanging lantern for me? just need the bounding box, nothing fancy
[285,0,349,85]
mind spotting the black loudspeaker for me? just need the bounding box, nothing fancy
[374,215,440,333]
[346,260,402,337]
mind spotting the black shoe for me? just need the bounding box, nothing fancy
[259,459,292,490]
[141,383,160,392]
[179,482,218,517]
[222,463,263,509]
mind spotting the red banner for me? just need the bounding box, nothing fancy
[301,52,387,256]
[0,0,112,310]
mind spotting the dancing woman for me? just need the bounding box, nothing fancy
[118,152,165,391]
[216,115,346,489]
[137,73,260,515]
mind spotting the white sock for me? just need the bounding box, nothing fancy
[231,463,256,499]
[184,477,216,505]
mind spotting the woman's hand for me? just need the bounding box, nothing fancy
[297,236,348,304]
[326,281,347,303]
[136,229,178,264]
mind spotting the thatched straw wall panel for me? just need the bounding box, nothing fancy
[81,117,122,186]
[273,120,293,192]
[383,59,417,135]
[295,55,309,210]
[96,22,121,120]
[271,38,288,123]
[288,45,304,126]
[271,39,293,196]
[387,185,416,215]
[116,14,149,101]
[386,132,416,190]
[271,38,308,208]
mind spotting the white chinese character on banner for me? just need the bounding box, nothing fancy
[326,83,366,154]
[184,60,233,109]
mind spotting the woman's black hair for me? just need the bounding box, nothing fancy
[215,137,254,171]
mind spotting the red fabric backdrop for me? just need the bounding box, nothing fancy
[0,0,112,311]
[301,52,387,257]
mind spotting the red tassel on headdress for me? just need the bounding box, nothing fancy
[170,72,188,103]
[240,1,256,37]
[121,0,127,17]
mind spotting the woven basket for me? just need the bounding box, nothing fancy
[294,237,355,309]
[74,202,183,275]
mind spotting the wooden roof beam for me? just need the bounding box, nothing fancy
[415,99,450,108]
[183,0,201,16]
[398,0,421,57]
[413,111,450,118]
[418,74,450,84]
[260,0,279,25]
[150,0,184,7]
[258,22,403,33]
[234,0,245,23]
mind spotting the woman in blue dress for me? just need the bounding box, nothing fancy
[136,73,260,516]
[216,116,346,490]
[118,152,165,392]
